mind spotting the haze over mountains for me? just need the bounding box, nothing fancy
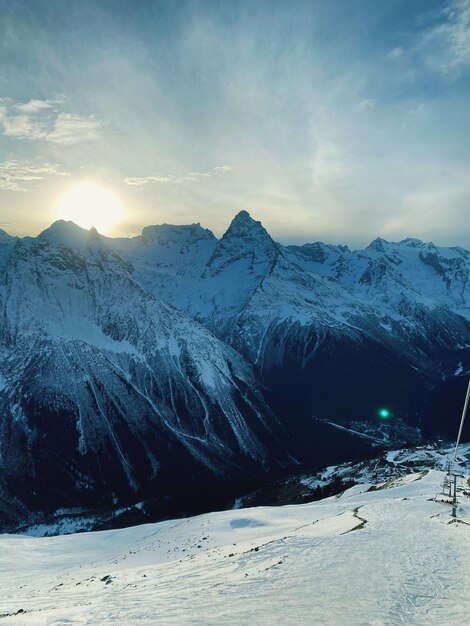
[0,211,469,531]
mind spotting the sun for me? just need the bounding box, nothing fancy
[57,183,123,234]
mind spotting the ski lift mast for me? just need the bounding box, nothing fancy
[448,377,470,518]
[452,377,470,467]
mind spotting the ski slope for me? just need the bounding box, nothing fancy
[1,470,470,625]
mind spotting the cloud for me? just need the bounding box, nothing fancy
[418,0,470,75]
[1,3,468,247]
[15,98,63,114]
[213,165,234,173]
[355,99,377,112]
[387,47,404,60]
[1,113,45,140]
[0,98,103,144]
[124,166,234,186]
[0,159,68,192]
[46,113,103,145]
[124,175,179,186]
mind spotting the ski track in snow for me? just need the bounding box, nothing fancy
[1,470,470,625]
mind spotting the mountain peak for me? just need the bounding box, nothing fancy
[0,228,15,244]
[39,220,90,249]
[399,237,424,248]
[41,219,85,234]
[88,226,100,239]
[86,226,103,249]
[223,211,271,241]
[366,237,389,252]
[141,222,215,246]
[205,211,278,282]
[233,209,252,221]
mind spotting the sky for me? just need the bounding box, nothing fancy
[0,0,469,248]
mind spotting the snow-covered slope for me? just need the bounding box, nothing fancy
[289,236,470,316]
[105,211,470,434]
[106,211,470,374]
[0,228,285,530]
[2,463,470,625]
[286,236,470,370]
[39,215,470,384]
[112,222,218,311]
[235,442,470,509]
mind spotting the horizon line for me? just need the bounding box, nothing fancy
[2,212,468,253]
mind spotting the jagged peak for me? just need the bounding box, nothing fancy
[40,219,85,234]
[141,222,215,246]
[399,237,424,248]
[84,227,133,273]
[223,210,272,241]
[39,220,90,249]
[299,241,350,253]
[204,211,278,275]
[366,237,389,252]
[450,245,470,258]
[232,209,252,222]
[38,220,118,259]
[86,226,103,249]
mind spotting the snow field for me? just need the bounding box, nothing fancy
[1,470,470,625]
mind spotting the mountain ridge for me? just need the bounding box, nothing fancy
[0,230,290,530]
[1,210,469,531]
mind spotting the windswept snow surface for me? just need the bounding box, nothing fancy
[2,470,470,625]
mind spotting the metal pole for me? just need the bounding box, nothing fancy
[452,377,470,466]
[452,474,457,518]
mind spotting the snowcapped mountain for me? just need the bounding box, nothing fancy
[43,214,470,388]
[0,225,287,530]
[286,235,470,367]
[1,212,469,531]
[2,452,470,625]
[107,211,470,435]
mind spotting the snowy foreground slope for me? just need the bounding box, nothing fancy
[2,469,470,625]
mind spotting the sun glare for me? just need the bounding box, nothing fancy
[57,184,123,234]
